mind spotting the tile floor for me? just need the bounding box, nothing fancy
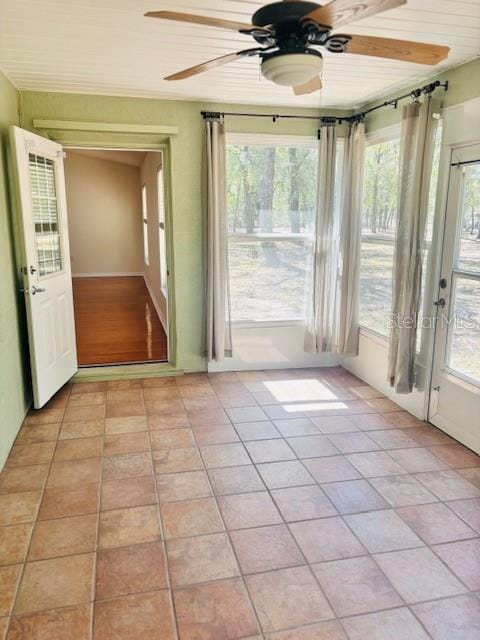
[0,367,479,639]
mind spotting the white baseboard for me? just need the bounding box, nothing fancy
[143,275,168,335]
[72,272,144,278]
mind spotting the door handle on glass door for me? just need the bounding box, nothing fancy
[434,298,446,308]
[31,286,46,295]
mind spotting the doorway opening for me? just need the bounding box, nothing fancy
[63,147,170,366]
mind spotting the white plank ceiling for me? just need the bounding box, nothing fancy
[0,0,479,108]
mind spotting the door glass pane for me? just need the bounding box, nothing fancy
[447,276,480,382]
[457,163,480,273]
[229,239,313,322]
[29,154,62,276]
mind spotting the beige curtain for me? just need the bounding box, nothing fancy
[388,98,439,393]
[336,121,366,356]
[305,123,337,352]
[205,119,232,362]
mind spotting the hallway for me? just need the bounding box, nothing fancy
[73,276,168,366]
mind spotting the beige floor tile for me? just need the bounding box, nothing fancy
[39,485,99,520]
[174,578,259,640]
[0,465,49,494]
[192,424,240,446]
[14,553,95,614]
[0,564,21,616]
[153,448,203,474]
[183,396,222,413]
[54,437,102,461]
[446,497,480,533]
[346,451,407,477]
[415,470,480,501]
[273,419,319,437]
[7,604,92,639]
[96,542,168,600]
[246,566,333,632]
[104,416,147,435]
[369,475,437,507]
[200,443,250,468]
[28,514,97,561]
[187,408,231,427]
[289,517,366,563]
[286,435,340,459]
[387,447,448,472]
[257,460,314,489]
[265,620,348,639]
[413,593,480,640]
[218,492,282,530]
[427,444,480,469]
[161,498,224,539]
[433,539,480,590]
[156,470,212,502]
[321,479,389,514]
[101,476,156,511]
[271,485,337,521]
[93,590,175,640]
[0,492,41,526]
[367,429,419,449]
[47,459,101,489]
[15,423,61,445]
[374,547,467,603]
[397,502,476,544]
[245,439,296,463]
[102,452,152,481]
[143,387,180,401]
[105,400,145,419]
[208,465,265,496]
[231,524,304,574]
[303,456,361,483]
[63,405,105,423]
[311,416,358,434]
[144,399,184,416]
[150,428,195,450]
[99,505,160,549]
[167,532,239,587]
[312,555,401,617]
[68,392,105,407]
[234,421,281,441]
[0,524,32,566]
[148,414,190,430]
[344,510,423,553]
[342,607,430,640]
[103,432,150,456]
[24,409,65,426]
[5,443,55,468]
[59,420,104,440]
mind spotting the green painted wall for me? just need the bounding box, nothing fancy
[19,91,351,374]
[364,57,480,132]
[0,70,30,469]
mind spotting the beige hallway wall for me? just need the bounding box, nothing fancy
[64,151,143,275]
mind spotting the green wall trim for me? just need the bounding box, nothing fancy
[33,119,179,135]
[74,363,185,382]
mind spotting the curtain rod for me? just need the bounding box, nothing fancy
[201,80,448,126]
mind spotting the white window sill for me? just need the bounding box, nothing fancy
[232,320,305,329]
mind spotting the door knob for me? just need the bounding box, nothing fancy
[434,298,445,308]
[31,286,46,295]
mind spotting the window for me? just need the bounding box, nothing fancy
[359,131,401,336]
[29,154,62,276]
[156,164,168,290]
[226,135,318,323]
[142,184,149,266]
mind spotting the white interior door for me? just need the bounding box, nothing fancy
[11,126,77,408]
[429,143,480,453]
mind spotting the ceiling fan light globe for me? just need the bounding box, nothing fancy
[261,52,323,86]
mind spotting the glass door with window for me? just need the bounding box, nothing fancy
[429,144,480,453]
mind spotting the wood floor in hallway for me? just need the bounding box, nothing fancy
[73,276,168,366]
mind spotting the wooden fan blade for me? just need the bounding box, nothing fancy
[345,34,450,65]
[145,11,254,33]
[303,0,406,29]
[165,50,257,81]
[293,76,323,95]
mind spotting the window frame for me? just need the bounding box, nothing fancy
[358,123,401,340]
[226,132,319,327]
[156,163,168,292]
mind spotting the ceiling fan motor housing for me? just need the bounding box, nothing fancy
[252,1,323,27]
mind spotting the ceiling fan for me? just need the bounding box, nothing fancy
[146,0,450,96]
